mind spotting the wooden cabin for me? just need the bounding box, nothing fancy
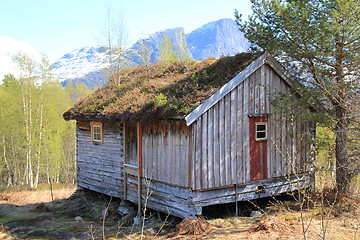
[64,52,315,218]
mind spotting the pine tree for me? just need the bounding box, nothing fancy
[236,0,360,193]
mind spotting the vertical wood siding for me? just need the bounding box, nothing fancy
[77,122,124,197]
[191,65,314,190]
[142,121,190,187]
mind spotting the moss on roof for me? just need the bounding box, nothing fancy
[63,52,261,122]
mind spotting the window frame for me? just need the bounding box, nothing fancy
[255,122,267,141]
[90,122,103,143]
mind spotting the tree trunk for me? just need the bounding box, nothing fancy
[335,105,350,193]
[22,84,34,188]
[34,95,44,189]
[2,135,13,187]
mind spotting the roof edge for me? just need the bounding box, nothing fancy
[185,52,272,126]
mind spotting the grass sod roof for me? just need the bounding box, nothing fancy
[63,52,262,122]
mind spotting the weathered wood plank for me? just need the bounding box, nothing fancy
[274,72,282,177]
[242,76,250,182]
[269,68,277,178]
[213,103,220,187]
[236,83,244,183]
[224,94,231,185]
[207,109,214,188]
[183,130,190,187]
[190,125,196,189]
[195,121,202,189]
[260,65,266,113]
[219,99,225,186]
[230,89,237,184]
[78,180,122,198]
[164,126,170,184]
[249,71,255,114]
[174,129,179,185]
[201,111,209,189]
[78,165,123,179]
[158,131,163,181]
[254,67,260,114]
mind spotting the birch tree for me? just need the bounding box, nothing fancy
[98,1,128,84]
[0,53,78,188]
[13,53,38,187]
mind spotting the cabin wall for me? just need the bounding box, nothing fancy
[125,175,200,218]
[142,121,190,187]
[76,121,125,197]
[265,64,314,178]
[191,65,314,190]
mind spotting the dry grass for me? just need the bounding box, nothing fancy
[0,185,75,205]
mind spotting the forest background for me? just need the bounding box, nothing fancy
[0,53,92,189]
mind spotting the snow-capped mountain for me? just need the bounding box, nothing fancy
[51,46,109,81]
[51,46,111,87]
[186,18,250,60]
[0,36,42,82]
[52,18,251,88]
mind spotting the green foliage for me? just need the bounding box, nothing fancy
[156,32,191,63]
[153,93,168,107]
[157,34,178,63]
[190,70,208,83]
[0,53,86,188]
[65,80,94,102]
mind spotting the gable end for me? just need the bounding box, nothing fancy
[185,52,292,126]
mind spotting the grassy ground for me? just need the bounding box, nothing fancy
[0,184,359,239]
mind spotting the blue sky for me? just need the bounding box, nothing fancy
[0,0,252,61]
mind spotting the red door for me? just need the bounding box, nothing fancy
[249,116,268,180]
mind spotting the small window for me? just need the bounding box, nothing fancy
[255,122,267,141]
[91,122,103,143]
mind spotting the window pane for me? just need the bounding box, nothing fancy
[257,124,266,131]
[93,125,101,141]
[257,131,266,139]
[255,123,267,140]
[94,126,100,134]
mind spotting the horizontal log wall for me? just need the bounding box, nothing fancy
[126,172,312,218]
[192,65,314,190]
[77,122,124,197]
[142,121,190,187]
[125,175,201,218]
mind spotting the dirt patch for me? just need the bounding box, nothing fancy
[1,186,359,239]
[32,202,51,213]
